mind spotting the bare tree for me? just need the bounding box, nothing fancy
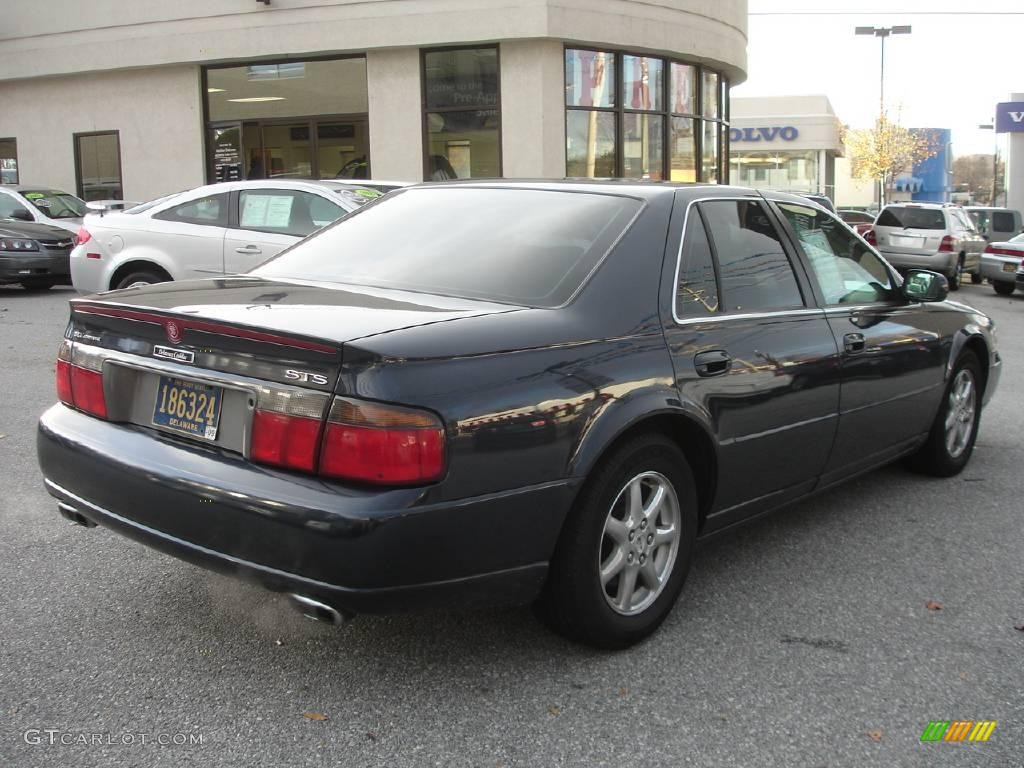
[952,154,1004,205]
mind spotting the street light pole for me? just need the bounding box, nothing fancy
[979,123,998,206]
[856,25,912,207]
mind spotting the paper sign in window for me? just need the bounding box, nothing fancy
[241,194,294,229]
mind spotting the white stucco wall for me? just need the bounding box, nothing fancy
[366,48,425,182]
[499,39,567,178]
[0,66,205,201]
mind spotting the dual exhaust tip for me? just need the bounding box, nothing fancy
[56,502,351,627]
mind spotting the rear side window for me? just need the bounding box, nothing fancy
[699,199,804,312]
[875,207,945,230]
[154,193,228,226]
[238,189,337,238]
[675,209,719,317]
[992,211,1016,232]
[254,187,642,307]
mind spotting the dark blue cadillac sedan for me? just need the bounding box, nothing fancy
[37,181,1000,648]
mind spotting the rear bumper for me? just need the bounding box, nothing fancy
[0,251,70,283]
[981,254,1021,283]
[880,249,981,274]
[37,405,577,614]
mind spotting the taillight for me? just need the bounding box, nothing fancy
[985,244,1021,257]
[75,227,92,246]
[55,339,107,418]
[319,398,445,485]
[251,410,322,473]
[864,229,876,246]
[71,366,108,419]
[249,387,330,474]
[938,235,956,252]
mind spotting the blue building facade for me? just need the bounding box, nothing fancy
[894,128,952,202]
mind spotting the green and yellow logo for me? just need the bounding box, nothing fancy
[920,720,997,742]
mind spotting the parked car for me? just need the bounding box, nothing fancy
[37,182,1001,648]
[980,233,1024,295]
[797,192,836,213]
[0,185,87,235]
[965,206,1023,243]
[868,202,985,289]
[70,179,383,293]
[0,219,75,290]
[838,208,875,237]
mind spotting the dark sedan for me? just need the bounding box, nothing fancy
[37,182,1001,648]
[0,219,75,290]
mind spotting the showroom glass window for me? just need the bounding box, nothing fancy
[0,138,17,184]
[74,132,123,202]
[565,48,728,182]
[204,57,369,181]
[422,47,501,180]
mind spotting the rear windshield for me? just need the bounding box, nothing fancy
[254,187,643,307]
[20,190,86,218]
[876,207,945,230]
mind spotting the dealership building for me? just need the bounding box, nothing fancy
[0,1,747,202]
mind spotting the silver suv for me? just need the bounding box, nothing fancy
[870,203,985,290]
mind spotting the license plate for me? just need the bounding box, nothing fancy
[890,234,922,247]
[152,376,223,441]
[1003,262,1017,273]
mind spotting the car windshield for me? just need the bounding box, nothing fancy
[254,187,643,307]
[20,190,87,218]
[876,207,946,230]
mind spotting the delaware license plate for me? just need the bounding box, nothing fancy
[152,376,223,441]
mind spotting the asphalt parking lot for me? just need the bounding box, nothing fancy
[1,282,1022,767]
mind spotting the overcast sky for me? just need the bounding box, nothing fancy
[734,0,1023,157]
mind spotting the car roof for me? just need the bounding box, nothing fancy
[881,201,953,209]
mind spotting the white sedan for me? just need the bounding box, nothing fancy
[980,233,1024,296]
[70,179,383,293]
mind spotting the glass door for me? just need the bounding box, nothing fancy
[317,121,370,179]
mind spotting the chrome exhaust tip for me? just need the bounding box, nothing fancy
[58,501,97,528]
[287,594,351,626]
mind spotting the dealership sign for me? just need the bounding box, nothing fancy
[995,102,1024,133]
[729,126,800,143]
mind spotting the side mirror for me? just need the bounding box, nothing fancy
[9,208,33,222]
[903,269,949,302]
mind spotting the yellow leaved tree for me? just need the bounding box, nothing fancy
[844,114,937,205]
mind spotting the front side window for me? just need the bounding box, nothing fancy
[778,203,894,305]
[0,191,32,220]
[154,193,229,227]
[423,48,500,180]
[565,49,727,183]
[700,200,803,312]
[74,131,123,202]
[237,189,337,237]
[254,187,642,307]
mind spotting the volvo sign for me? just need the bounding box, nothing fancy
[729,126,800,143]
[995,102,1024,133]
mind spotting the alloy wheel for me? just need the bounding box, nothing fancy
[598,471,681,616]
[944,368,976,459]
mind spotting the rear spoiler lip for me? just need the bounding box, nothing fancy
[84,200,140,216]
[69,300,340,356]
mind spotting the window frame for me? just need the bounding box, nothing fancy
[670,195,818,325]
[564,46,729,182]
[420,45,503,180]
[73,130,123,202]
[0,138,18,185]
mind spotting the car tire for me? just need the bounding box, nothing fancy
[20,279,55,291]
[114,270,166,290]
[970,271,983,284]
[906,351,982,477]
[947,258,963,291]
[993,281,1015,296]
[538,433,698,649]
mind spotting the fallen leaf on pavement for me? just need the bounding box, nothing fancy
[302,711,328,721]
[867,729,884,742]
[366,731,377,741]
[273,639,283,646]
[619,687,629,697]
[547,705,561,717]
[1014,623,1024,632]
[926,600,943,611]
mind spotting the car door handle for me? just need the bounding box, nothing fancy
[843,333,866,354]
[235,245,262,255]
[694,350,731,377]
